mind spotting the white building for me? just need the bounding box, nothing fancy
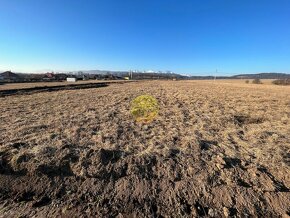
[66,77,77,82]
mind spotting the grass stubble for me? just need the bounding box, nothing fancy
[0,80,289,217]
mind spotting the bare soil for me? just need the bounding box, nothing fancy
[0,81,289,217]
[0,83,110,97]
[0,80,129,91]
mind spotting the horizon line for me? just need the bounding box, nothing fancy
[1,69,290,77]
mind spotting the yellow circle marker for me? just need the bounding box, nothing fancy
[130,95,159,123]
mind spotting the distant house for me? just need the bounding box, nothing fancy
[45,72,55,78]
[42,73,68,81]
[67,77,77,82]
[55,73,68,81]
[43,72,55,81]
[0,71,21,82]
[82,74,89,80]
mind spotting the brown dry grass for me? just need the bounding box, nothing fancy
[212,79,276,84]
[0,80,289,217]
[0,79,278,91]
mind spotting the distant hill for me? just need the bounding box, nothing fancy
[232,73,290,79]
[188,73,290,80]
[79,70,188,80]
[90,71,289,80]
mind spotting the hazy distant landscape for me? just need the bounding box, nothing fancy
[1,70,290,83]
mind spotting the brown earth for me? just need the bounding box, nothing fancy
[0,82,108,97]
[0,80,289,217]
[0,80,133,91]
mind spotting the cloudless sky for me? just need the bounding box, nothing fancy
[0,0,289,75]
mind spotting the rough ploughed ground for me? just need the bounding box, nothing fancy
[0,81,289,217]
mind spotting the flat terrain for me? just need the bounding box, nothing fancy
[0,79,277,91]
[0,80,289,217]
[213,79,276,85]
[0,80,131,91]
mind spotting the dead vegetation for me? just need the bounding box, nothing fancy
[252,78,263,84]
[272,79,290,86]
[0,80,289,217]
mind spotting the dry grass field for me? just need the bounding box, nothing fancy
[213,79,276,85]
[0,80,289,217]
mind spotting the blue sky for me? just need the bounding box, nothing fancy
[0,0,289,75]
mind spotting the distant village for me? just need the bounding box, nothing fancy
[0,70,187,83]
[0,70,289,84]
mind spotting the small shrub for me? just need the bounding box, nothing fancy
[252,78,262,84]
[245,80,249,84]
[272,79,290,86]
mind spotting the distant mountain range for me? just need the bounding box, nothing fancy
[68,71,290,79]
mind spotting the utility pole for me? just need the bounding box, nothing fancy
[129,70,133,80]
[214,69,217,81]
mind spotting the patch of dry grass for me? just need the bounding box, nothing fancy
[1,80,289,169]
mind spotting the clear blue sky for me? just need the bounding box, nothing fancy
[0,0,289,75]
